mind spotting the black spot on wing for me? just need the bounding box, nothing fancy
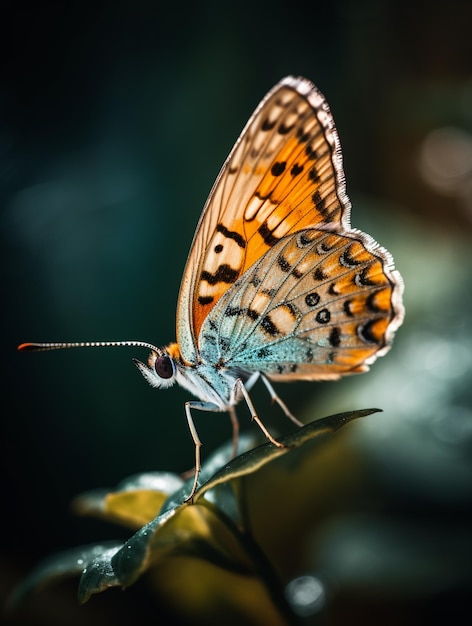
[258,222,280,246]
[216,223,246,249]
[285,302,299,318]
[297,231,314,247]
[291,163,304,177]
[225,306,243,317]
[261,117,277,131]
[313,267,329,281]
[296,128,310,143]
[198,295,214,305]
[201,264,239,285]
[277,254,291,272]
[340,245,363,267]
[305,292,320,307]
[257,347,271,358]
[343,299,354,317]
[366,291,385,313]
[247,308,259,321]
[328,326,341,347]
[358,319,382,344]
[250,274,261,288]
[305,144,318,160]
[271,161,286,176]
[261,315,279,336]
[312,190,329,219]
[316,240,334,255]
[355,267,378,287]
[316,308,331,324]
[308,167,320,183]
[278,121,295,134]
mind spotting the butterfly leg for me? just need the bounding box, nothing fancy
[184,400,221,502]
[228,405,240,459]
[260,374,304,427]
[235,379,285,448]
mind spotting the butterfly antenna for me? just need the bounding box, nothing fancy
[17,340,160,353]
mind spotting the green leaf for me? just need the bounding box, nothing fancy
[193,408,378,502]
[73,472,185,528]
[78,508,179,603]
[8,542,122,607]
[78,410,375,602]
[14,409,376,609]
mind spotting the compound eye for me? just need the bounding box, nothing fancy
[154,354,174,379]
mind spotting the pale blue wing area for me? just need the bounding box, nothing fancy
[198,228,401,381]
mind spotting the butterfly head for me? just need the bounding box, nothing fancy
[132,342,182,390]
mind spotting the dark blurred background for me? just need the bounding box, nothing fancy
[2,1,472,624]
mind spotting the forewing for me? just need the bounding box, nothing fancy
[199,229,404,379]
[177,76,351,363]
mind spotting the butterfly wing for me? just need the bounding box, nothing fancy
[199,228,404,380]
[177,76,353,364]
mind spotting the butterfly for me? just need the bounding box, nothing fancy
[19,76,404,501]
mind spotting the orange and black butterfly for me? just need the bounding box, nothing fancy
[19,76,404,500]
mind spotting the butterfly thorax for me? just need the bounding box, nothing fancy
[177,341,250,408]
[175,360,243,410]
